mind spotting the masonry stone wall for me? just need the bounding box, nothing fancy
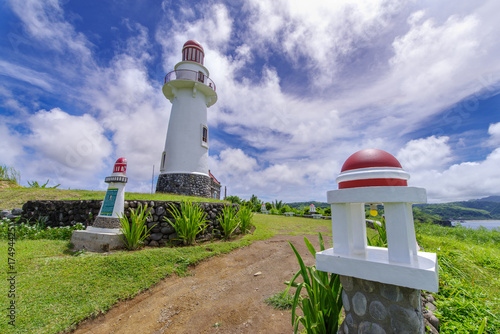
[20,200,238,246]
[156,173,212,198]
[338,275,424,334]
[210,178,221,200]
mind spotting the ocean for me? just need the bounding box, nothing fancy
[451,220,500,230]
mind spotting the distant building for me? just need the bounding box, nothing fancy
[156,40,221,199]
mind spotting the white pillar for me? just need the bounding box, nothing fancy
[332,203,367,256]
[384,202,418,264]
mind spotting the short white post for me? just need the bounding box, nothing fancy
[316,149,439,334]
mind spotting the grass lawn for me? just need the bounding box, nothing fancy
[0,188,225,210]
[1,210,499,333]
[0,214,330,334]
[416,223,500,333]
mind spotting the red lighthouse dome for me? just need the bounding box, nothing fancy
[182,40,204,65]
[113,157,127,175]
[337,149,409,189]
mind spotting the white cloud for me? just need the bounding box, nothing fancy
[488,122,500,145]
[410,148,500,202]
[27,108,112,171]
[0,123,24,167]
[8,0,93,60]
[0,60,55,92]
[83,24,168,182]
[3,0,500,203]
[397,136,452,171]
[242,0,404,86]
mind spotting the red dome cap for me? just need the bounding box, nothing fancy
[113,157,127,175]
[182,40,204,65]
[183,40,204,51]
[341,149,402,172]
[337,149,408,189]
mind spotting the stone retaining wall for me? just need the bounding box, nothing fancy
[19,200,238,246]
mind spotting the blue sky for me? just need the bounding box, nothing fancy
[1,0,500,203]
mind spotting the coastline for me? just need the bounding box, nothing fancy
[451,220,500,230]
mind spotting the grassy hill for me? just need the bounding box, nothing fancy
[416,199,500,220]
[0,187,225,210]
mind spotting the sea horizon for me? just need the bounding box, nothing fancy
[451,220,500,231]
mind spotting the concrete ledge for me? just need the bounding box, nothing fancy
[316,247,439,292]
[71,228,125,252]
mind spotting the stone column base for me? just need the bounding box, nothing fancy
[338,276,424,334]
[156,173,211,198]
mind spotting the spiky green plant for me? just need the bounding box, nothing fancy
[238,204,254,234]
[284,233,343,334]
[272,199,284,210]
[118,204,154,250]
[27,179,60,188]
[218,205,240,240]
[367,217,387,247]
[0,165,20,183]
[164,201,208,245]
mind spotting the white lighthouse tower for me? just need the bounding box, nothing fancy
[156,40,218,197]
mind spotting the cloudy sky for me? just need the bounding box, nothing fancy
[1,0,500,203]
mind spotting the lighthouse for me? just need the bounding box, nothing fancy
[156,40,219,198]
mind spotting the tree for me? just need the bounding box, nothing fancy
[226,195,242,204]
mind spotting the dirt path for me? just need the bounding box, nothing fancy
[72,234,324,334]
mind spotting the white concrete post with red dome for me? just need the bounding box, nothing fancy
[71,158,128,252]
[156,40,218,198]
[95,157,128,222]
[316,149,439,292]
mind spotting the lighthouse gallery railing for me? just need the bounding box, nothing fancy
[164,69,216,92]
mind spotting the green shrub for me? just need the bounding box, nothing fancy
[285,233,343,333]
[0,165,20,183]
[164,201,208,245]
[265,290,298,310]
[218,205,240,240]
[226,195,242,204]
[0,217,84,240]
[118,204,154,250]
[238,205,254,234]
[27,179,60,188]
[272,199,284,210]
[367,217,387,247]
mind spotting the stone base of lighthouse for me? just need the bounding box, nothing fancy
[338,275,424,334]
[156,173,212,198]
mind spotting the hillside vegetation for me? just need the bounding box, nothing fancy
[289,196,500,221]
[416,199,500,220]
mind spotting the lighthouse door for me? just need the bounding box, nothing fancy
[197,71,205,83]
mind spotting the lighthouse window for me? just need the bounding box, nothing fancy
[198,71,204,83]
[201,125,208,148]
[160,151,166,171]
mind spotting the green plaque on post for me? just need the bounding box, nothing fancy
[100,188,118,216]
